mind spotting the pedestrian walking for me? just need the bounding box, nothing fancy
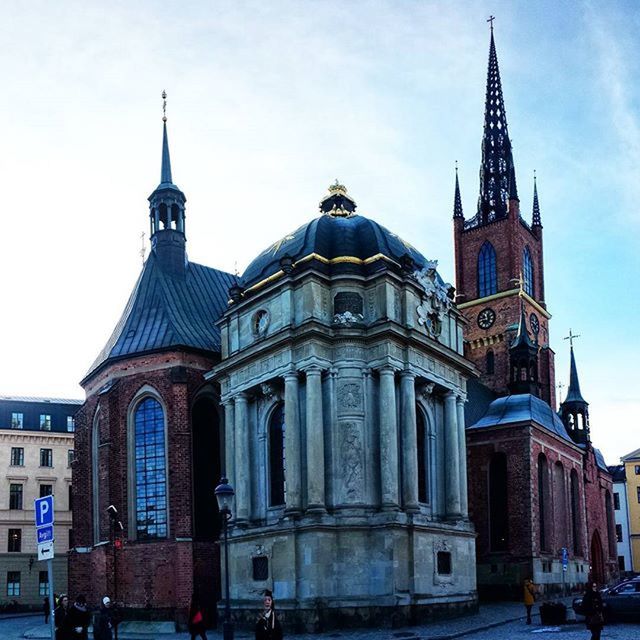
[255,589,282,640]
[68,595,90,639]
[54,594,72,640]
[523,578,537,624]
[582,582,604,640]
[188,594,207,640]
[93,596,115,640]
[44,597,51,624]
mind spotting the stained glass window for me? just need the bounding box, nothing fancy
[134,398,168,539]
[269,405,285,507]
[523,246,534,297]
[477,242,497,298]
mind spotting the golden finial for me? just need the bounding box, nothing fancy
[510,271,525,296]
[328,179,347,196]
[162,90,167,123]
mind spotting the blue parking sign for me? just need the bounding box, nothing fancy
[37,526,54,544]
[34,495,54,527]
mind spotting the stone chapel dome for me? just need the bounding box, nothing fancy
[240,182,440,294]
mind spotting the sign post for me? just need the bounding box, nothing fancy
[561,547,568,597]
[34,495,55,640]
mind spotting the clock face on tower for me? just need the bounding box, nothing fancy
[477,308,496,330]
[529,312,540,335]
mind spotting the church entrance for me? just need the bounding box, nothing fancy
[590,530,605,585]
[191,396,222,624]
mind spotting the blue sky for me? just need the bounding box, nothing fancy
[0,1,638,463]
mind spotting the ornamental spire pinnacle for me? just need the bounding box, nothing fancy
[160,90,173,185]
[532,171,542,227]
[477,21,518,224]
[453,162,464,219]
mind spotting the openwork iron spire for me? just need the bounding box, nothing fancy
[477,25,518,224]
[453,164,464,219]
[532,172,542,227]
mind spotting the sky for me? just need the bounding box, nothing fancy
[0,0,638,464]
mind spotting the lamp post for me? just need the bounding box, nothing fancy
[215,478,235,640]
[106,505,122,640]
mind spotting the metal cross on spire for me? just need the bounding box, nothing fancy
[487,15,495,31]
[564,329,581,348]
[162,90,167,122]
[556,380,565,403]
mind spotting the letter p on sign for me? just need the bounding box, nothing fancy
[35,495,54,527]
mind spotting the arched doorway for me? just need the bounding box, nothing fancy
[590,530,605,585]
[192,395,222,624]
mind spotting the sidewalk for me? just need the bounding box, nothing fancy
[23,599,573,640]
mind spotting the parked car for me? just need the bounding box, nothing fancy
[573,579,640,621]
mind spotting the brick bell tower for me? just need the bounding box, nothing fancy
[453,25,556,408]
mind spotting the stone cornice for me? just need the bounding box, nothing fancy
[0,432,74,445]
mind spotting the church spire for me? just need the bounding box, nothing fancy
[559,333,590,444]
[453,163,464,219]
[477,22,518,225]
[508,295,539,396]
[148,91,187,276]
[532,172,542,227]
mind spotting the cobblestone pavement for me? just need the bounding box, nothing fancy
[9,602,640,640]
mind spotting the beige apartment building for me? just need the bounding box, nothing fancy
[0,396,80,607]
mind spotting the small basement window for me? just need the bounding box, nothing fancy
[252,556,269,581]
[437,551,452,575]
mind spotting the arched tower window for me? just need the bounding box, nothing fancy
[553,462,567,550]
[477,242,497,298]
[538,453,550,551]
[486,350,495,375]
[570,469,581,555]
[133,397,168,539]
[489,452,508,550]
[92,408,101,545]
[269,405,286,507]
[523,246,534,297]
[417,409,429,504]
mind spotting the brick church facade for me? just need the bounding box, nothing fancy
[455,28,617,596]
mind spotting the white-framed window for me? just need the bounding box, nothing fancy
[67,416,75,432]
[40,414,52,431]
[11,413,23,429]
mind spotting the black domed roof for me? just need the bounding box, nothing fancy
[241,184,433,292]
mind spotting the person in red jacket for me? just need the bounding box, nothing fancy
[188,593,207,640]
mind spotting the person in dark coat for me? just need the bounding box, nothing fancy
[255,590,282,640]
[44,597,51,624]
[68,595,90,640]
[54,594,72,640]
[582,582,604,640]
[188,594,207,640]
[93,596,115,640]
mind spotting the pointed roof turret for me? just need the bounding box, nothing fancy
[511,299,535,350]
[508,290,540,396]
[453,164,464,219]
[161,118,173,185]
[559,333,590,444]
[532,172,542,227]
[564,345,586,404]
[477,23,519,225]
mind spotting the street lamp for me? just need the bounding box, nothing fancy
[215,478,235,640]
[106,505,123,640]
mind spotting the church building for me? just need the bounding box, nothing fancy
[69,105,477,627]
[454,27,617,597]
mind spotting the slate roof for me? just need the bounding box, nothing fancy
[85,252,236,381]
[468,392,573,443]
[0,396,83,405]
[593,448,610,472]
[607,464,625,483]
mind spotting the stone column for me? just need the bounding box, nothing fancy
[444,391,461,517]
[284,371,302,515]
[400,371,419,512]
[305,367,325,513]
[223,400,235,489]
[379,366,400,510]
[456,396,468,519]
[234,393,250,522]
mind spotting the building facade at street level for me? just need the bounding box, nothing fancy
[69,98,476,627]
[0,396,79,607]
[455,28,617,597]
[620,449,640,572]
[608,465,633,575]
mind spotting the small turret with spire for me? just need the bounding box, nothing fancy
[148,90,187,276]
[453,162,464,219]
[559,332,590,444]
[508,279,540,396]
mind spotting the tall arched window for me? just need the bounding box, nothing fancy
[570,469,581,555]
[605,491,616,558]
[134,397,168,539]
[486,350,495,375]
[553,462,567,550]
[538,453,550,551]
[478,242,498,298]
[489,453,508,550]
[523,246,534,297]
[269,405,286,507]
[417,409,429,503]
[92,408,101,544]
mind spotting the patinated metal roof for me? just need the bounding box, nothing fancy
[85,253,236,381]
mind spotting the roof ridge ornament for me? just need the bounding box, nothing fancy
[319,180,357,217]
